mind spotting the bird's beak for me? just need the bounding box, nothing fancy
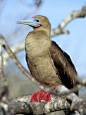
[17,18,40,27]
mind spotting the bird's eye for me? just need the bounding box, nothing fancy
[35,19,40,22]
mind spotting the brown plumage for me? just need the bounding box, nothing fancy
[17,15,78,94]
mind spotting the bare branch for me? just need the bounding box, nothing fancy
[9,94,32,103]
[6,84,86,115]
[8,94,70,115]
[56,85,86,115]
[0,35,5,79]
[55,84,82,96]
[8,101,32,114]
[51,4,86,37]
[0,35,8,100]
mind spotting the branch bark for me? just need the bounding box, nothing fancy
[8,93,70,115]
[8,84,86,115]
[56,85,86,115]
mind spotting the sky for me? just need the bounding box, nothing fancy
[0,0,86,77]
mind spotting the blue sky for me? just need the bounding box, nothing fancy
[0,0,86,77]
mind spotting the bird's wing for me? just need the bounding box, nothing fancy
[50,41,78,89]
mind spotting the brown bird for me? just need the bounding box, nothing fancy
[17,15,78,95]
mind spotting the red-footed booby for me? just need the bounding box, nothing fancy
[17,15,78,98]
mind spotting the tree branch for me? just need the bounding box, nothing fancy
[9,84,86,115]
[0,36,5,79]
[56,85,86,115]
[8,94,70,115]
[50,4,86,37]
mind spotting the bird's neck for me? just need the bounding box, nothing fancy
[34,26,51,38]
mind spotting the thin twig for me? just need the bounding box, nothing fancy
[0,35,5,79]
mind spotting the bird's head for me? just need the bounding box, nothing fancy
[17,15,51,32]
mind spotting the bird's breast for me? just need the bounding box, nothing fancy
[25,39,62,88]
[25,39,51,58]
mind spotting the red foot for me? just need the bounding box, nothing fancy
[30,90,51,102]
